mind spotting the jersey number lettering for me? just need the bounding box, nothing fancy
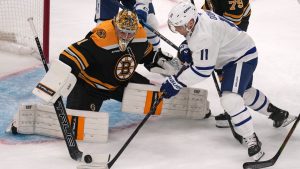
[200,49,208,60]
[229,0,244,10]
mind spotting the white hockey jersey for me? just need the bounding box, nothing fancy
[177,9,257,87]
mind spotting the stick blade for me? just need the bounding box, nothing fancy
[243,159,274,169]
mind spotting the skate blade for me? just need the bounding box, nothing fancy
[252,151,265,162]
[282,115,297,127]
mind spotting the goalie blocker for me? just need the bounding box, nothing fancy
[7,103,109,143]
[122,83,211,119]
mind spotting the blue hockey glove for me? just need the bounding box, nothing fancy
[177,40,193,64]
[160,76,185,99]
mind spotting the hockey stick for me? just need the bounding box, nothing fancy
[107,93,164,168]
[243,113,300,169]
[189,0,243,144]
[28,17,84,161]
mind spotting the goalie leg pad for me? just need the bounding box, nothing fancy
[122,83,210,119]
[9,103,109,143]
[32,59,77,104]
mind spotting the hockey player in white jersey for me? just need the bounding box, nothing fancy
[161,1,296,161]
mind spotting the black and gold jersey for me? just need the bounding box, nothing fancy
[202,0,251,31]
[59,20,154,91]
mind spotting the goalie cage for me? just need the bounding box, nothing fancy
[122,83,211,119]
[0,0,50,61]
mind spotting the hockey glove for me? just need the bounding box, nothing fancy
[160,75,185,99]
[178,40,193,65]
[135,3,148,23]
[148,49,181,76]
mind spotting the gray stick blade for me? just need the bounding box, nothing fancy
[243,159,275,169]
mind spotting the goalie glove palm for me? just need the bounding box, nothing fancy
[149,49,181,76]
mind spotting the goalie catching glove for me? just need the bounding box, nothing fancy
[147,48,181,76]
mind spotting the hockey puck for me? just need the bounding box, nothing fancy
[84,154,93,163]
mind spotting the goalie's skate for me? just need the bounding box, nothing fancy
[5,120,18,134]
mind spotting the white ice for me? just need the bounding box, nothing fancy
[0,0,300,169]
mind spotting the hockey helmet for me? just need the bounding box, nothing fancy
[114,9,139,51]
[168,1,198,34]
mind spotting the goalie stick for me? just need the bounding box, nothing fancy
[28,17,85,162]
[107,93,164,168]
[243,113,300,169]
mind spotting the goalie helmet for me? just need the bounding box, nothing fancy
[114,9,139,51]
[168,1,198,34]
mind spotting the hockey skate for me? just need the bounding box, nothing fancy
[5,120,18,135]
[215,113,230,128]
[268,103,296,128]
[244,133,265,161]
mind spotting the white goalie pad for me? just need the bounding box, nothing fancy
[8,103,109,143]
[122,83,210,119]
[32,59,77,104]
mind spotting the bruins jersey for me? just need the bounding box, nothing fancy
[202,0,251,31]
[59,20,154,91]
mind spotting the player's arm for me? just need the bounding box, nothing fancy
[33,39,95,104]
[173,37,219,87]
[59,40,92,76]
[223,0,251,29]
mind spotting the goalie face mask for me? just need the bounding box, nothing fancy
[114,9,139,51]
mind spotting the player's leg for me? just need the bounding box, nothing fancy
[94,0,120,24]
[134,0,160,51]
[221,58,264,161]
[66,79,109,111]
[243,87,296,128]
[214,69,231,128]
[145,2,160,51]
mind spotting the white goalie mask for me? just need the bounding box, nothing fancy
[114,9,139,51]
[168,1,198,35]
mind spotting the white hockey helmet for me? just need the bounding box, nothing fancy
[168,1,198,33]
